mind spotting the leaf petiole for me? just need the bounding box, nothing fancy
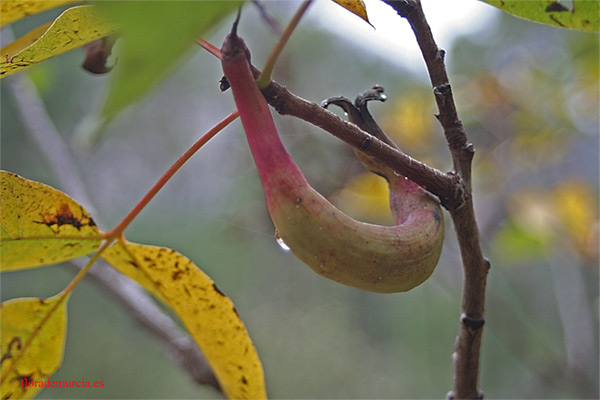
[105,110,239,238]
[256,0,313,89]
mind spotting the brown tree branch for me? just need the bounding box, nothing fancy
[381,1,490,398]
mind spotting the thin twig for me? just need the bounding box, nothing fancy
[381,1,490,398]
[252,0,283,35]
[4,71,221,392]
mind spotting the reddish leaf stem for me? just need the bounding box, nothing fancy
[105,110,239,238]
[197,38,222,59]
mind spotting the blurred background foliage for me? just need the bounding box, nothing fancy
[1,0,598,398]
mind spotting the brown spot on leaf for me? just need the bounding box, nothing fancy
[15,372,34,389]
[36,204,95,230]
[549,14,566,27]
[1,337,21,365]
[172,269,184,281]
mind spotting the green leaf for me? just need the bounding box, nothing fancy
[101,241,266,399]
[0,171,102,271]
[482,0,599,32]
[0,6,117,78]
[1,294,69,400]
[94,0,242,128]
[491,221,551,265]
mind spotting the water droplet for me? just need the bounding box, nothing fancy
[274,231,290,252]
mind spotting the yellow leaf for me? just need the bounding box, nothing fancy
[0,171,102,271]
[101,241,266,399]
[1,295,69,400]
[330,0,371,25]
[0,0,80,27]
[380,92,436,154]
[1,5,117,78]
[553,181,599,262]
[331,172,393,225]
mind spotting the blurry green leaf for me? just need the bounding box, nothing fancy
[102,241,266,399]
[482,0,599,31]
[0,294,69,400]
[492,221,550,265]
[95,1,242,129]
[0,6,117,78]
[0,171,102,271]
[0,0,79,27]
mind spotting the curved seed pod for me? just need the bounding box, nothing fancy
[221,33,444,293]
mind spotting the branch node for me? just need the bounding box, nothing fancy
[440,171,465,211]
[484,257,491,272]
[437,48,446,62]
[447,389,484,400]
[359,136,373,151]
[461,313,485,331]
[433,83,451,108]
[433,83,451,96]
